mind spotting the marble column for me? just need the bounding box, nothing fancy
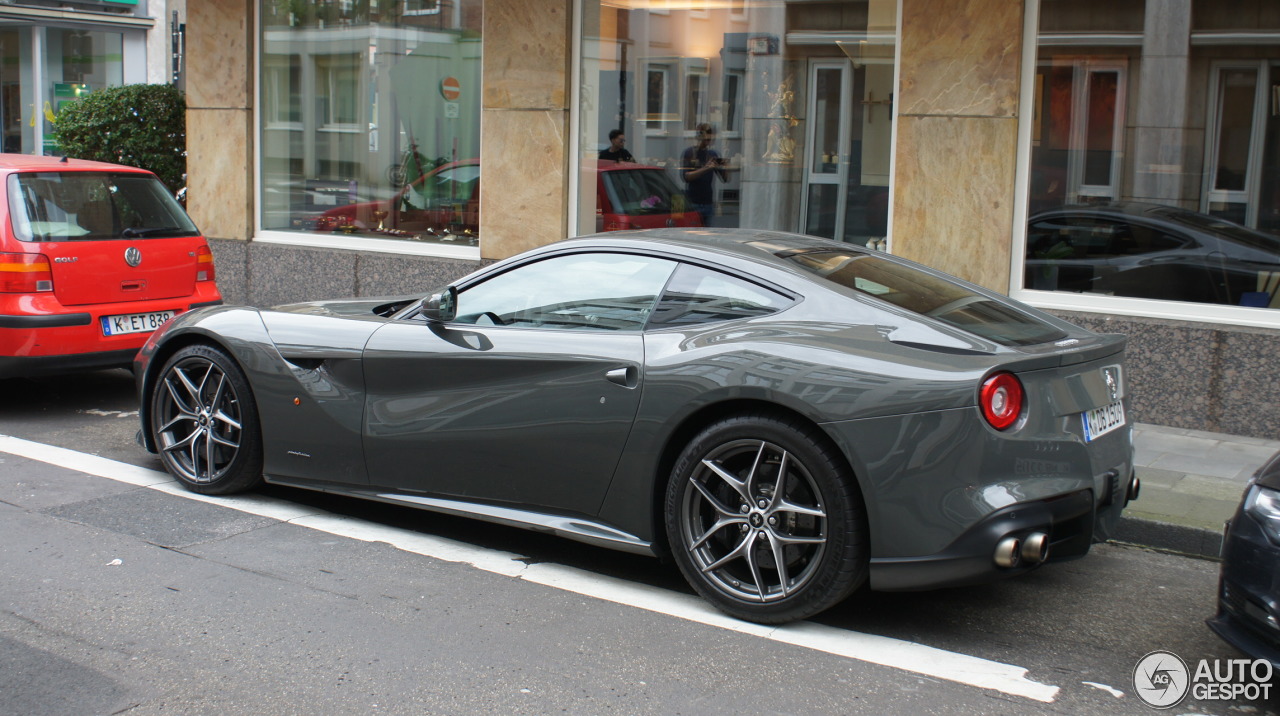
[892,0,1023,292]
[1131,0,1194,207]
[480,0,573,260]
[185,0,254,242]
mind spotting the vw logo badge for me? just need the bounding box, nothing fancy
[124,247,142,267]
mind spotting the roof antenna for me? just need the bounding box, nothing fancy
[59,155,69,163]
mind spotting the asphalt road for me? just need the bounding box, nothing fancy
[1,369,1277,715]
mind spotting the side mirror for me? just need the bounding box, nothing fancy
[421,286,458,323]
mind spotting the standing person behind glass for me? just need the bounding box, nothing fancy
[599,129,635,162]
[680,123,727,226]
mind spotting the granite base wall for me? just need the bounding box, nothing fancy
[1054,311,1280,441]
[209,238,482,309]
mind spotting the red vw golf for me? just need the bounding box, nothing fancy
[0,155,221,378]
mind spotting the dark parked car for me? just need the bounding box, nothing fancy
[1208,451,1280,667]
[135,228,1137,624]
[1026,202,1280,306]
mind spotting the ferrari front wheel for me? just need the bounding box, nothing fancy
[665,414,867,624]
[151,344,263,495]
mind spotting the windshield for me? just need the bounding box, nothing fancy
[782,249,1068,346]
[602,169,688,215]
[8,171,199,242]
[403,163,479,210]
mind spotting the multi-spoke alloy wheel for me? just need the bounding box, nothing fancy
[666,414,866,623]
[151,344,263,494]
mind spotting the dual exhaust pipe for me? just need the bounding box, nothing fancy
[994,531,1050,569]
[993,473,1139,569]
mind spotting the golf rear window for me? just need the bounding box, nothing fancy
[8,171,199,242]
[783,250,1068,346]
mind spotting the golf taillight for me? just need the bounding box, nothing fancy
[196,244,216,282]
[980,372,1024,430]
[0,252,53,293]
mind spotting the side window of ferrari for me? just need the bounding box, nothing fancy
[455,252,677,330]
[648,263,792,326]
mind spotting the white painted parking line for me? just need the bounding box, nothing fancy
[0,434,1061,703]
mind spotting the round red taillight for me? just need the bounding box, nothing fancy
[980,372,1024,430]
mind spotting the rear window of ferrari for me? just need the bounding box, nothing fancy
[8,171,199,242]
[781,249,1068,347]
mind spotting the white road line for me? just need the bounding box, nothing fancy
[1,434,1060,703]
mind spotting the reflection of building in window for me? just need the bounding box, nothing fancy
[1024,1,1280,313]
[316,54,361,127]
[721,71,743,134]
[578,1,896,243]
[263,55,302,125]
[683,59,709,131]
[258,0,483,246]
[644,62,675,131]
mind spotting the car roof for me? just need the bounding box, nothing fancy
[548,227,867,279]
[0,153,153,174]
[1033,201,1206,222]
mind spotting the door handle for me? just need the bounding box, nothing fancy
[605,366,638,388]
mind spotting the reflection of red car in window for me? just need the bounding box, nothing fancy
[316,159,480,243]
[317,158,700,241]
[595,160,702,231]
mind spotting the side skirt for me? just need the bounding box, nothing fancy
[263,474,657,557]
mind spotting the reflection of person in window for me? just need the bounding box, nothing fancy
[681,123,727,226]
[599,129,635,163]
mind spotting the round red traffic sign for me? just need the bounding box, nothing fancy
[440,77,461,101]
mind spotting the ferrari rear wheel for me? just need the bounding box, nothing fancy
[665,414,867,623]
[151,344,263,495]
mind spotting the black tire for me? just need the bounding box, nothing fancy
[150,344,264,495]
[665,413,867,623]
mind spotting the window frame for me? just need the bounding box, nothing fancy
[1202,60,1269,228]
[642,59,678,135]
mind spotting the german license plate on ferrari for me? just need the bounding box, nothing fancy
[1083,401,1125,442]
[101,310,175,336]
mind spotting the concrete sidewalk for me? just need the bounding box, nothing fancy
[1115,423,1280,559]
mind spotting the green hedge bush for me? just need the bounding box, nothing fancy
[55,84,186,193]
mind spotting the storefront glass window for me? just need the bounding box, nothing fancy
[259,0,482,247]
[43,29,123,155]
[577,0,897,247]
[0,29,29,154]
[1026,0,1280,311]
[0,26,124,155]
